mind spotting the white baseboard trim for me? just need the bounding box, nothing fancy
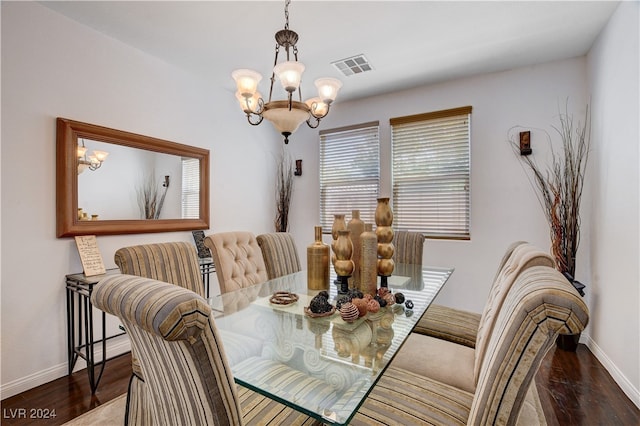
[1,338,131,400]
[584,334,640,408]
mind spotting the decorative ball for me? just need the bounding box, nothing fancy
[367,299,381,313]
[336,295,351,310]
[374,295,387,308]
[377,287,390,297]
[340,302,360,323]
[318,291,329,299]
[349,289,364,299]
[352,298,368,317]
[405,300,414,309]
[405,309,414,318]
[394,292,405,304]
[309,293,334,314]
[383,292,395,306]
[363,293,373,301]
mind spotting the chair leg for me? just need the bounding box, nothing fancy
[124,373,135,426]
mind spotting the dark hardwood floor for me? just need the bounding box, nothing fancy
[2,345,638,425]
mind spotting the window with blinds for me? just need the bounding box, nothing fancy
[319,122,380,232]
[181,158,200,219]
[391,106,471,239]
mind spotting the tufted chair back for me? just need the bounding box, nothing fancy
[204,232,268,294]
[392,231,425,265]
[92,275,244,425]
[114,242,204,297]
[256,232,301,279]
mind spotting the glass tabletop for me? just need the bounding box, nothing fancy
[210,264,453,426]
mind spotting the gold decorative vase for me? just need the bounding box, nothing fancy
[333,229,354,294]
[360,223,378,296]
[375,197,394,287]
[307,226,330,291]
[347,210,365,288]
[331,214,347,263]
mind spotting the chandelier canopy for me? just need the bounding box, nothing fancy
[232,0,342,144]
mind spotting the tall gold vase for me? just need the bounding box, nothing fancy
[360,223,378,296]
[331,214,347,265]
[375,197,395,287]
[347,210,364,288]
[307,226,330,291]
[333,229,354,294]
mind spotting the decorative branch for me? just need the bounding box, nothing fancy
[137,172,170,220]
[509,101,590,279]
[275,150,294,232]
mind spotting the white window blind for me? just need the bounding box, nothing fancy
[181,158,200,219]
[319,122,380,232]
[391,106,471,239]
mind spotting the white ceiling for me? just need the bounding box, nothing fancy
[40,1,619,102]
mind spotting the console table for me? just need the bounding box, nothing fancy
[66,260,216,393]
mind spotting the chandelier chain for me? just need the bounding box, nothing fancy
[284,0,290,30]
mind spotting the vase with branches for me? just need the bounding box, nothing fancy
[511,102,590,297]
[275,150,294,232]
[137,173,170,219]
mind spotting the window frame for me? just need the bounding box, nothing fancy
[181,157,200,219]
[319,121,381,232]
[390,106,472,240]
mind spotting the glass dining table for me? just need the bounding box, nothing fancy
[209,263,453,426]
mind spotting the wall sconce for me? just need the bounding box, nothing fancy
[294,159,302,176]
[519,131,532,155]
[77,138,109,174]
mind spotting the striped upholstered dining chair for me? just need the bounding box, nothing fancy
[91,275,321,425]
[204,231,269,294]
[414,242,554,346]
[256,232,302,279]
[351,264,589,425]
[113,241,206,424]
[114,241,205,297]
[392,230,425,265]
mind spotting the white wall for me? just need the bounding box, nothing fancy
[586,1,640,406]
[291,58,588,315]
[1,1,281,398]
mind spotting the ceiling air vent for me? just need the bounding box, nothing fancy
[331,54,372,77]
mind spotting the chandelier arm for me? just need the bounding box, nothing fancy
[293,47,303,102]
[268,44,280,103]
[246,113,264,126]
[244,96,265,115]
[309,102,331,120]
[306,116,321,129]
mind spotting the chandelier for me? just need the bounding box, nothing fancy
[232,0,342,144]
[77,139,108,174]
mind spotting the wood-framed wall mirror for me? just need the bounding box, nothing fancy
[56,118,210,237]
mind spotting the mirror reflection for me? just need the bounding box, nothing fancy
[77,139,200,221]
[56,117,210,237]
